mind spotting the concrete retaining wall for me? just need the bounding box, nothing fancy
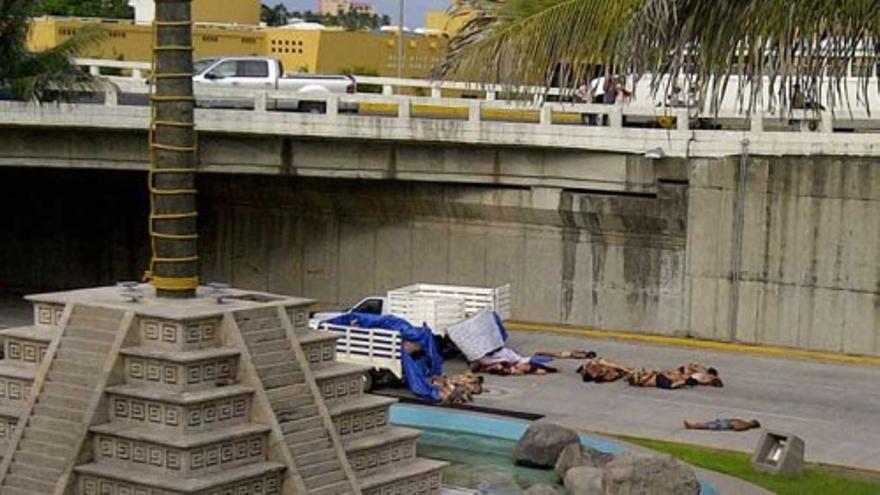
[1,156,876,355]
[687,156,879,354]
[198,176,689,335]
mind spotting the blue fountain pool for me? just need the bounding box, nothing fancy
[390,405,717,495]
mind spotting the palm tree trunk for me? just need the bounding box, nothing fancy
[150,0,198,298]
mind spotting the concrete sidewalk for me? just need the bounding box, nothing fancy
[453,327,880,473]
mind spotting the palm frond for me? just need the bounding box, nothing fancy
[6,24,108,100]
[439,0,880,112]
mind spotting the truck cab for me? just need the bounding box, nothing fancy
[193,57,280,90]
[308,296,387,329]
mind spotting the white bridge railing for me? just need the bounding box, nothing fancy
[0,57,876,159]
[70,57,880,136]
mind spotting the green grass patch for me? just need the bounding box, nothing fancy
[616,435,880,495]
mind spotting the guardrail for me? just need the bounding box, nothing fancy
[71,58,880,136]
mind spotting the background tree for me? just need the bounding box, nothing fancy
[440,0,880,111]
[261,3,289,26]
[33,0,134,18]
[1,0,105,100]
[265,3,391,31]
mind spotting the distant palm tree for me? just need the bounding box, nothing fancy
[0,0,105,100]
[439,0,880,111]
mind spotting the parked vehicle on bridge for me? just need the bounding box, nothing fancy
[192,56,356,112]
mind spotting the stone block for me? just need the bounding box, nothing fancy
[564,466,603,495]
[514,423,580,468]
[752,431,805,475]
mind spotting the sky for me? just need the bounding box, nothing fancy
[274,1,451,28]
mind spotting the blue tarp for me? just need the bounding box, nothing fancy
[324,312,444,401]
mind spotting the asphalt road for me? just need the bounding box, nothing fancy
[455,328,880,472]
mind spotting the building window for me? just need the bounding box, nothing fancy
[202,35,219,43]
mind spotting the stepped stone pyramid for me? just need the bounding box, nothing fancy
[0,285,445,494]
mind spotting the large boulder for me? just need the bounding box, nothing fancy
[555,443,617,478]
[524,484,563,495]
[602,453,700,495]
[514,423,580,468]
[564,466,604,495]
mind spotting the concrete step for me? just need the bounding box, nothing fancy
[46,369,100,388]
[27,415,84,435]
[261,372,302,389]
[358,458,447,494]
[8,460,62,480]
[345,428,421,476]
[255,360,302,378]
[31,403,86,423]
[273,395,318,417]
[104,383,254,406]
[250,349,291,366]
[3,473,56,492]
[40,380,93,400]
[295,447,339,467]
[1,485,45,495]
[265,384,309,404]
[280,415,323,435]
[57,336,113,353]
[314,361,369,403]
[298,458,343,480]
[64,326,117,343]
[37,391,90,411]
[53,345,106,362]
[299,330,340,367]
[67,308,125,327]
[248,339,292,356]
[90,421,271,449]
[303,469,347,490]
[119,346,241,363]
[276,404,319,423]
[18,437,75,456]
[22,427,79,446]
[290,436,333,454]
[241,327,287,344]
[0,325,60,343]
[329,394,397,439]
[50,357,102,376]
[13,450,67,470]
[0,362,38,380]
[297,330,341,346]
[311,480,355,495]
[75,459,285,492]
[284,426,329,445]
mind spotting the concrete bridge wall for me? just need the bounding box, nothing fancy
[0,157,877,356]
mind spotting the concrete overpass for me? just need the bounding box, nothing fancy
[0,64,878,357]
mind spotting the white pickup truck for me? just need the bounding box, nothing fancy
[310,283,511,336]
[192,56,356,112]
[312,283,512,379]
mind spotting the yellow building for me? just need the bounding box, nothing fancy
[28,17,447,78]
[128,0,261,25]
[27,0,448,78]
[266,28,445,77]
[425,0,471,37]
[28,17,265,63]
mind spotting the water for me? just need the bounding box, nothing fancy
[416,427,563,494]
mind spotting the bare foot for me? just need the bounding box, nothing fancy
[683,420,694,429]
